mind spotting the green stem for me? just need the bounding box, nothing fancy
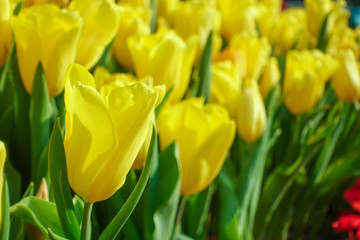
[174,196,187,238]
[81,202,93,240]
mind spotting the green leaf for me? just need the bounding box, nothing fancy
[99,126,158,240]
[48,228,68,240]
[4,159,21,204]
[146,142,181,240]
[150,0,157,33]
[316,13,330,52]
[10,197,64,239]
[0,105,14,142]
[73,195,84,225]
[48,119,80,239]
[0,41,15,115]
[0,176,10,240]
[196,31,213,103]
[182,184,214,239]
[30,63,52,186]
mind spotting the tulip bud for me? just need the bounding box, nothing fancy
[0,0,12,66]
[69,0,121,69]
[11,4,82,98]
[259,57,280,99]
[236,80,266,143]
[128,26,197,103]
[0,141,6,228]
[157,98,236,196]
[64,64,165,202]
[283,50,338,115]
[332,49,360,102]
[113,5,151,69]
[230,33,271,81]
[217,0,259,40]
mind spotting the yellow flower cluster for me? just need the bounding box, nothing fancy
[1,0,359,202]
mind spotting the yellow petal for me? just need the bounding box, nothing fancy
[0,141,6,227]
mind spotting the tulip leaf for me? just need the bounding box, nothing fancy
[150,0,157,33]
[30,63,52,187]
[0,176,10,240]
[145,142,181,240]
[4,158,22,204]
[0,41,15,115]
[99,126,158,240]
[155,87,173,118]
[196,31,213,103]
[316,13,330,52]
[9,197,64,239]
[0,106,14,150]
[182,183,214,239]
[48,228,68,240]
[72,195,84,224]
[48,119,81,239]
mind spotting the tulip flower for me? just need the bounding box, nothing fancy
[24,0,69,7]
[211,58,243,117]
[327,26,359,60]
[157,98,235,196]
[332,49,360,102]
[113,5,151,70]
[93,66,155,170]
[230,33,271,81]
[173,0,222,62]
[69,0,120,69]
[118,0,150,9]
[283,50,338,115]
[0,141,6,228]
[259,57,280,99]
[0,0,12,66]
[11,4,82,98]
[304,0,349,43]
[64,64,164,203]
[236,79,267,143]
[217,0,259,40]
[128,26,198,103]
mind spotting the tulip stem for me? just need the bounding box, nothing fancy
[174,196,187,238]
[81,202,93,240]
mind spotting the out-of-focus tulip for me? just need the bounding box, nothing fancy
[69,0,120,69]
[327,26,359,59]
[0,0,12,66]
[217,0,259,41]
[283,50,338,115]
[128,26,197,103]
[236,79,266,143]
[113,5,151,69]
[64,64,164,203]
[173,0,221,62]
[256,0,281,41]
[157,98,235,196]
[93,66,155,170]
[11,4,82,98]
[332,49,360,102]
[211,49,244,117]
[0,141,6,228]
[157,0,178,26]
[270,8,309,54]
[24,0,69,7]
[304,0,349,41]
[230,33,271,81]
[259,57,280,99]
[118,0,150,9]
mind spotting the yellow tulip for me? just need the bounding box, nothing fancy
[230,33,271,81]
[93,66,156,170]
[236,79,266,143]
[259,57,280,99]
[113,5,151,69]
[118,0,150,9]
[332,49,360,102]
[217,0,259,41]
[304,0,349,41]
[157,0,178,26]
[270,8,309,54]
[327,26,359,59]
[64,64,164,203]
[0,141,6,228]
[0,0,12,66]
[283,50,338,115]
[211,53,244,117]
[69,0,120,69]
[256,0,281,42]
[173,0,221,62]
[128,26,198,103]
[11,4,82,98]
[157,98,235,196]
